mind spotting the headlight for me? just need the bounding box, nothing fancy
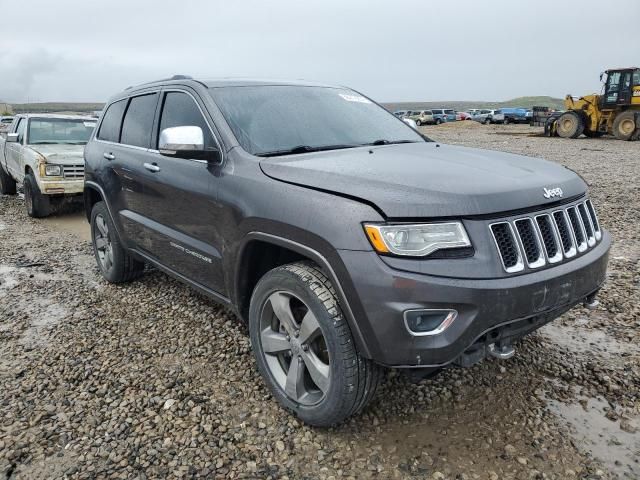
[44,165,62,176]
[364,222,471,257]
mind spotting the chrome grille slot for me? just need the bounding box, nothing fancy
[514,218,545,268]
[577,203,596,247]
[585,200,601,240]
[62,164,85,179]
[566,206,587,252]
[535,214,563,263]
[552,210,577,258]
[490,222,523,273]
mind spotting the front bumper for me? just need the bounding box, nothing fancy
[38,179,84,195]
[338,230,610,367]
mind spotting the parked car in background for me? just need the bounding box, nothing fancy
[0,116,14,134]
[393,110,409,118]
[457,112,472,120]
[431,109,457,124]
[0,114,97,217]
[83,76,609,427]
[472,109,504,124]
[501,108,530,124]
[407,110,435,126]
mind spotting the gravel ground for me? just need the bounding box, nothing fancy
[1,123,638,479]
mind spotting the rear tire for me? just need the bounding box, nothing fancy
[249,261,382,427]
[612,111,636,141]
[435,118,442,125]
[24,173,50,218]
[91,201,145,283]
[416,120,422,126]
[484,117,491,125]
[556,111,584,139]
[503,118,510,125]
[0,163,17,195]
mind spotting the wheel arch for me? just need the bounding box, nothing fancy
[234,232,372,358]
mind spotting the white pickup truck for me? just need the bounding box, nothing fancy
[0,114,97,217]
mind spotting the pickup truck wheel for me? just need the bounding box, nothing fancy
[249,261,382,427]
[91,201,145,283]
[24,173,50,218]
[0,164,17,195]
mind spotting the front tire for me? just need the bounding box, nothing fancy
[435,118,442,125]
[24,173,50,217]
[91,201,145,283]
[249,262,382,427]
[484,117,491,125]
[416,120,422,126]
[556,111,584,138]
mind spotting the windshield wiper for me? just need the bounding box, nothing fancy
[257,144,358,157]
[366,139,419,146]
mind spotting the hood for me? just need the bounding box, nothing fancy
[259,142,586,218]
[29,144,85,165]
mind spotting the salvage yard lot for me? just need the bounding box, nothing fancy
[1,122,639,479]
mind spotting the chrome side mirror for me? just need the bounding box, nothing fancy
[159,126,205,154]
[6,133,18,143]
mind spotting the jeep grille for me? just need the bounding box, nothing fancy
[490,200,602,273]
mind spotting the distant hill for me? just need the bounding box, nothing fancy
[382,96,565,112]
[12,102,104,114]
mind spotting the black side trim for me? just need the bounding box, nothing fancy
[133,248,232,307]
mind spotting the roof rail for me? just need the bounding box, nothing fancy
[125,75,194,90]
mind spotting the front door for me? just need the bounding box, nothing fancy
[6,118,26,182]
[137,89,225,294]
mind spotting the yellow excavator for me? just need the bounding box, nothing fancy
[533,67,640,140]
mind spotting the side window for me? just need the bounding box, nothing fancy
[120,93,158,148]
[158,92,215,149]
[15,119,26,143]
[97,99,127,143]
[425,111,432,115]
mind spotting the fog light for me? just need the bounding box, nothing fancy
[404,309,457,336]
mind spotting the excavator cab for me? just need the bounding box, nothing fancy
[601,68,640,107]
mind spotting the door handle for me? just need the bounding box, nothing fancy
[143,162,160,173]
[103,152,115,160]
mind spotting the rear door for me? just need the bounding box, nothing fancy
[95,93,160,247]
[136,89,225,293]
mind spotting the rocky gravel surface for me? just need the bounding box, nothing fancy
[1,123,639,479]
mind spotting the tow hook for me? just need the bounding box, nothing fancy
[583,292,599,310]
[488,342,515,360]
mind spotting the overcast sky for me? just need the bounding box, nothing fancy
[1,0,638,104]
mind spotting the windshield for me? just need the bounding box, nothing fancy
[28,118,96,145]
[209,85,424,156]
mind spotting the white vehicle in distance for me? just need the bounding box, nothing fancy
[0,114,97,217]
[472,109,505,125]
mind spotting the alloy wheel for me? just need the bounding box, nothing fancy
[259,291,330,406]
[94,214,114,272]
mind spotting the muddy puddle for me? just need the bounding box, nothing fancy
[548,396,639,478]
[40,211,91,242]
[540,321,640,360]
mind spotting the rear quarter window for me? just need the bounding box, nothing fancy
[97,99,128,143]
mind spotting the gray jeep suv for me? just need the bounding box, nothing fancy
[83,76,610,426]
